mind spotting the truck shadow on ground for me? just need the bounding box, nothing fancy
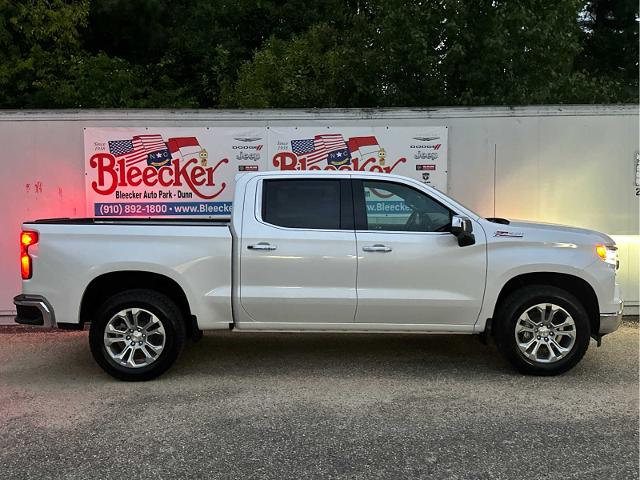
[173,331,509,378]
[9,321,636,385]
[2,330,517,384]
[171,321,638,381]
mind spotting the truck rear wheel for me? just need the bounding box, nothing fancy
[89,289,185,381]
[494,285,591,376]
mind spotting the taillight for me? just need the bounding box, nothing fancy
[20,230,38,279]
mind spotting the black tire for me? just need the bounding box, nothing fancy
[89,289,185,381]
[494,285,591,376]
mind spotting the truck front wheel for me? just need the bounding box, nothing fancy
[494,285,591,375]
[89,289,186,381]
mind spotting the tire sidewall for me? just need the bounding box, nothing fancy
[89,290,184,381]
[497,287,591,375]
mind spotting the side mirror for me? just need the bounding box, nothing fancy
[451,215,475,247]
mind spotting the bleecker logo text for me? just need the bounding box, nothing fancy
[273,152,407,173]
[90,153,228,199]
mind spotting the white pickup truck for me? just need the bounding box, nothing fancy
[14,171,622,380]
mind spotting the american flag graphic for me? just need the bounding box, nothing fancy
[291,134,349,165]
[108,134,168,166]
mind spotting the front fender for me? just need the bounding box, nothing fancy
[474,239,603,332]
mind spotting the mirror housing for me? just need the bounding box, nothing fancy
[450,215,475,247]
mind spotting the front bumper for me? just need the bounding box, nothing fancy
[13,294,56,328]
[599,299,623,335]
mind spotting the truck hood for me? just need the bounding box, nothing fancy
[503,220,615,245]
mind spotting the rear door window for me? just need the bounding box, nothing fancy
[262,179,345,230]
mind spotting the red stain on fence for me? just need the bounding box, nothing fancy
[25,181,44,194]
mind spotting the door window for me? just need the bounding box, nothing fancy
[357,180,453,232]
[262,179,344,230]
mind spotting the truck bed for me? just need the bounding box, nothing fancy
[21,218,234,330]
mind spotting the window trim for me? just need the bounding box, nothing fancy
[353,178,456,234]
[258,178,354,232]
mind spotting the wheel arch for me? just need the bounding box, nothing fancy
[491,272,600,335]
[79,270,198,337]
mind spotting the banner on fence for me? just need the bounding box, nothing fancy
[84,126,447,217]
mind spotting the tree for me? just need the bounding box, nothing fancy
[0,0,190,107]
[0,0,636,108]
[577,0,639,102]
[224,0,638,107]
[0,0,89,107]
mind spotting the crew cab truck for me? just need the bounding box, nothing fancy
[14,171,623,380]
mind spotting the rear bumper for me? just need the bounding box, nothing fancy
[599,299,623,335]
[13,294,56,328]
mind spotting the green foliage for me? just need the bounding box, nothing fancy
[0,0,636,108]
[0,0,89,107]
[577,0,639,102]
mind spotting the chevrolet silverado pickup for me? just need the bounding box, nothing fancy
[14,171,623,380]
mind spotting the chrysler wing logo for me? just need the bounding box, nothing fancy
[234,137,262,142]
[412,136,440,142]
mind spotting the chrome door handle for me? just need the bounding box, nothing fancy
[247,242,277,251]
[362,244,392,253]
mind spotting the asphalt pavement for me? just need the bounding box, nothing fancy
[0,322,638,479]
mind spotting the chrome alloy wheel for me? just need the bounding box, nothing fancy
[514,303,577,364]
[103,308,166,368]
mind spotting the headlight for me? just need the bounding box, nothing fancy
[596,244,618,268]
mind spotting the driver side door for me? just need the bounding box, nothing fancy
[353,178,487,327]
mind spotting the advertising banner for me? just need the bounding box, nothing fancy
[84,127,267,217]
[84,126,447,217]
[267,126,447,187]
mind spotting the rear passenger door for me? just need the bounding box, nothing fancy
[238,177,357,327]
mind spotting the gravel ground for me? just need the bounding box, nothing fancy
[0,322,637,480]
